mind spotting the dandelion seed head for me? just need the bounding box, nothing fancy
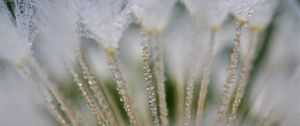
[184,0,231,28]
[75,0,133,49]
[34,0,80,59]
[130,0,176,31]
[1,0,300,125]
[0,13,31,66]
[28,0,81,79]
[14,0,37,43]
[250,0,279,28]
[231,0,258,23]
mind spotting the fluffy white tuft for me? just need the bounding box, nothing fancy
[184,0,231,28]
[250,0,279,27]
[0,11,30,66]
[231,0,258,22]
[76,0,134,49]
[130,0,176,30]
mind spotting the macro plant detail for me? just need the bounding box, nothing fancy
[0,0,300,126]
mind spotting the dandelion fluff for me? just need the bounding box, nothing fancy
[231,0,258,23]
[250,0,279,28]
[76,0,134,49]
[31,0,80,79]
[0,12,30,66]
[184,0,231,28]
[14,0,36,43]
[131,0,176,31]
[34,0,79,60]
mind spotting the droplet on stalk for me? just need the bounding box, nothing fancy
[227,28,259,126]
[75,48,118,126]
[66,62,107,126]
[214,24,243,126]
[139,24,160,126]
[105,49,140,126]
[150,30,169,126]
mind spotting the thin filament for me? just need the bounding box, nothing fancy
[29,58,86,126]
[214,22,244,126]
[76,48,117,126]
[105,50,140,126]
[195,29,217,126]
[175,58,185,126]
[184,61,197,126]
[67,63,106,126]
[18,66,71,126]
[227,29,258,126]
[139,27,160,126]
[152,31,169,126]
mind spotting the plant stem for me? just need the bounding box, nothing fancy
[227,29,258,126]
[105,49,140,126]
[152,31,169,126]
[76,48,117,126]
[195,29,217,126]
[67,62,106,126]
[98,77,127,126]
[18,66,71,126]
[175,57,185,126]
[139,27,160,126]
[184,58,196,126]
[214,21,245,126]
[31,59,89,126]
